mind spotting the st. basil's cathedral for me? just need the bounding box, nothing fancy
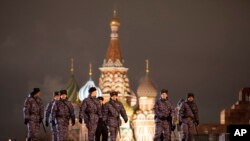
[65,10,158,141]
[56,10,250,141]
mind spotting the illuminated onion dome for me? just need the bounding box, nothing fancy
[137,60,157,98]
[79,64,102,101]
[67,59,80,104]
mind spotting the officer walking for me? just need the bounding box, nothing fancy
[23,88,44,141]
[51,90,75,141]
[103,91,128,141]
[79,87,102,141]
[179,93,199,141]
[44,91,60,141]
[154,89,175,141]
[95,96,108,141]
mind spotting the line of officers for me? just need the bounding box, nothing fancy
[23,87,199,141]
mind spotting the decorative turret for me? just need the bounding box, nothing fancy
[79,64,102,101]
[67,58,80,104]
[98,10,136,141]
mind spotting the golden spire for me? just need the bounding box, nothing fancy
[113,9,117,18]
[110,9,120,27]
[70,58,74,74]
[89,63,92,77]
[146,59,149,74]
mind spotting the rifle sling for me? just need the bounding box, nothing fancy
[187,103,196,120]
[62,101,73,116]
[109,101,120,116]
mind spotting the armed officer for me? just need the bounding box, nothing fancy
[103,91,128,141]
[23,88,44,141]
[79,87,102,141]
[51,90,75,141]
[179,93,199,141]
[154,89,175,141]
[44,91,60,141]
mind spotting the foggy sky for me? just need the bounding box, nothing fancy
[0,0,250,139]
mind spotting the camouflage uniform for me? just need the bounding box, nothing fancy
[95,103,108,141]
[103,99,128,141]
[154,98,174,141]
[51,100,75,141]
[23,95,44,141]
[45,100,57,141]
[179,100,199,141]
[79,96,102,141]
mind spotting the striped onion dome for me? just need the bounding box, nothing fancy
[67,58,80,104]
[67,74,80,104]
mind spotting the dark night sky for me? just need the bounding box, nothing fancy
[0,0,250,139]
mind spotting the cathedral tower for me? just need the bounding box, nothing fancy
[99,10,135,105]
[132,60,157,141]
[98,10,135,141]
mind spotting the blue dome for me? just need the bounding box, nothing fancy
[79,78,102,101]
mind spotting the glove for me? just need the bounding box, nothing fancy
[79,118,82,124]
[195,120,199,126]
[39,118,43,124]
[45,120,49,127]
[179,121,182,126]
[124,119,128,123]
[51,120,56,126]
[24,118,29,125]
[171,125,176,131]
[72,119,75,126]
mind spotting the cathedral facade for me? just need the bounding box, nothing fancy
[62,10,250,141]
[64,10,250,141]
[65,11,158,141]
